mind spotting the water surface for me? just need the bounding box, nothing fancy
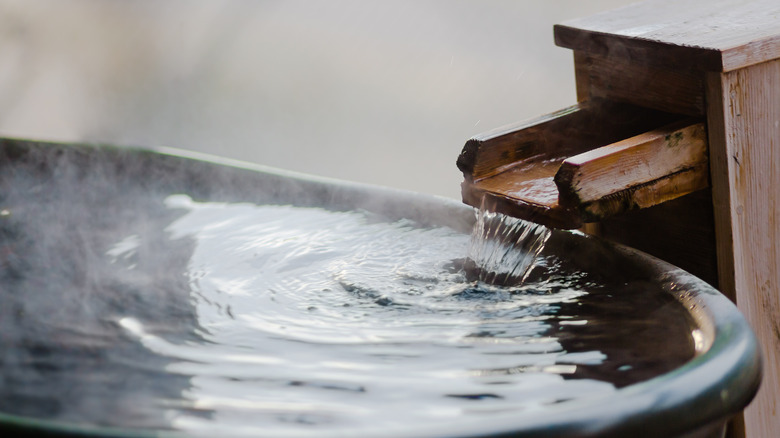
[0,182,696,436]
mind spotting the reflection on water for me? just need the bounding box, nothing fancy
[0,165,696,435]
[147,195,608,434]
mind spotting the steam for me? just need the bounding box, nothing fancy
[0,142,569,433]
[0,145,203,428]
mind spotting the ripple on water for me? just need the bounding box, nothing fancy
[0,193,696,436]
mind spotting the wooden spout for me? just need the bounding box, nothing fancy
[457,99,709,229]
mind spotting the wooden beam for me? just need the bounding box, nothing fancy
[457,100,685,228]
[456,99,677,182]
[556,121,709,219]
[459,111,708,229]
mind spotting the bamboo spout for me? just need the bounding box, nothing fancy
[457,100,709,229]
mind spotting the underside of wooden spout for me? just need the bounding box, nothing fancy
[457,99,709,229]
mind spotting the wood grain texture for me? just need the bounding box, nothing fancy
[556,121,708,205]
[574,52,705,116]
[707,59,780,438]
[573,52,591,103]
[456,100,678,181]
[459,116,709,229]
[457,100,683,228]
[555,0,780,72]
[578,164,710,223]
[456,104,580,181]
[460,184,581,230]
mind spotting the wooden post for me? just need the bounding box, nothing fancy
[706,61,780,438]
[552,1,780,437]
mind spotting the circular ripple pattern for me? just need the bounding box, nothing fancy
[0,191,696,436]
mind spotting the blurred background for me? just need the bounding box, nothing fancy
[0,0,633,200]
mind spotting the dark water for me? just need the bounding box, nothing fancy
[0,173,697,435]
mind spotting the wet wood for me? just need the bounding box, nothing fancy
[457,99,677,182]
[458,105,706,229]
[460,185,579,230]
[707,58,780,438]
[579,164,709,223]
[555,0,780,73]
[556,120,709,219]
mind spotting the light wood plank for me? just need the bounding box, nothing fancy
[556,121,708,206]
[707,58,780,438]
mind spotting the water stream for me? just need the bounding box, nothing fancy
[467,205,551,286]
